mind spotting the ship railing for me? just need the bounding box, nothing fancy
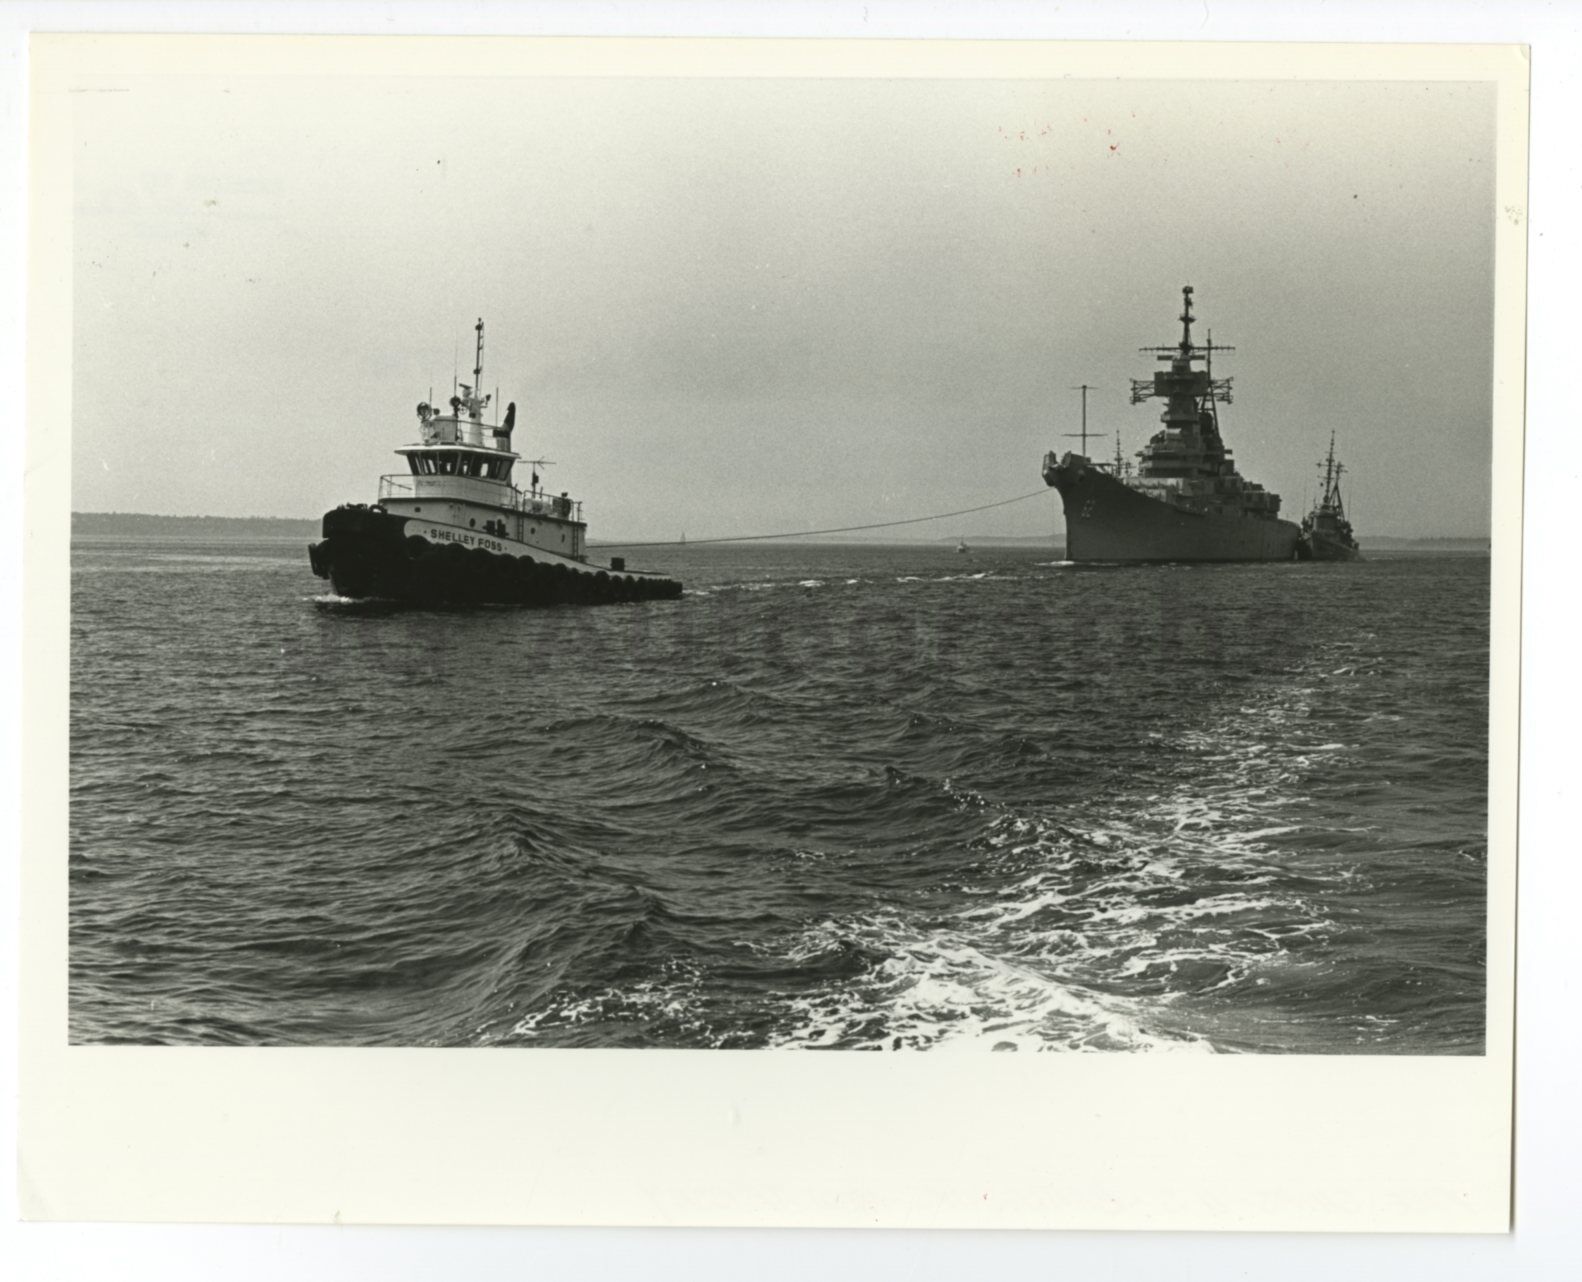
[514,491,583,521]
[378,473,582,521]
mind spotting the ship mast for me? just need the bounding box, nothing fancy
[1314,432,1349,518]
[442,317,493,429]
[1202,327,1223,432]
[1130,286,1234,427]
[470,318,486,422]
[1064,383,1109,458]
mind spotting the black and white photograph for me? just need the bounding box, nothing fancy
[17,24,1532,1243]
[63,50,1506,1056]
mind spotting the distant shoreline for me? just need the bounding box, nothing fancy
[70,513,1491,553]
[73,513,321,540]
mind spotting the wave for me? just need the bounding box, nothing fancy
[69,541,1490,1051]
[767,913,1215,1052]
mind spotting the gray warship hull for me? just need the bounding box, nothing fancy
[1046,455,1302,563]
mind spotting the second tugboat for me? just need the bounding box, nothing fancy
[1042,286,1302,562]
[1297,433,1362,561]
[309,320,682,605]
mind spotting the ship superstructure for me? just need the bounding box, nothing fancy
[1041,286,1302,562]
[309,320,681,605]
[1297,433,1362,561]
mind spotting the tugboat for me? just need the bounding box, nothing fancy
[1041,286,1302,562]
[1297,433,1362,561]
[308,320,682,605]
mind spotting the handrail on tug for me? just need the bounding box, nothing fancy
[377,473,581,520]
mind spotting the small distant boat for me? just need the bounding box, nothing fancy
[1297,433,1362,562]
[308,319,683,605]
[956,538,970,554]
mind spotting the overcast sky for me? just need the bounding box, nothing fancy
[71,73,1496,539]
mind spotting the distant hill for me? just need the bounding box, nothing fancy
[939,535,1061,547]
[73,513,318,539]
[1356,536,1490,552]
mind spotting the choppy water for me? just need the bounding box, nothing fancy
[69,538,1488,1052]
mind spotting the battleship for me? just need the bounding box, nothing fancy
[1042,286,1302,563]
[309,320,682,605]
[1297,433,1362,561]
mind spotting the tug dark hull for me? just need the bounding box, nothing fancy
[308,505,682,606]
[1046,457,1302,563]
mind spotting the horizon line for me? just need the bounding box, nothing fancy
[68,511,1494,544]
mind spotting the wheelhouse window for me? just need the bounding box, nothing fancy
[406,449,513,478]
